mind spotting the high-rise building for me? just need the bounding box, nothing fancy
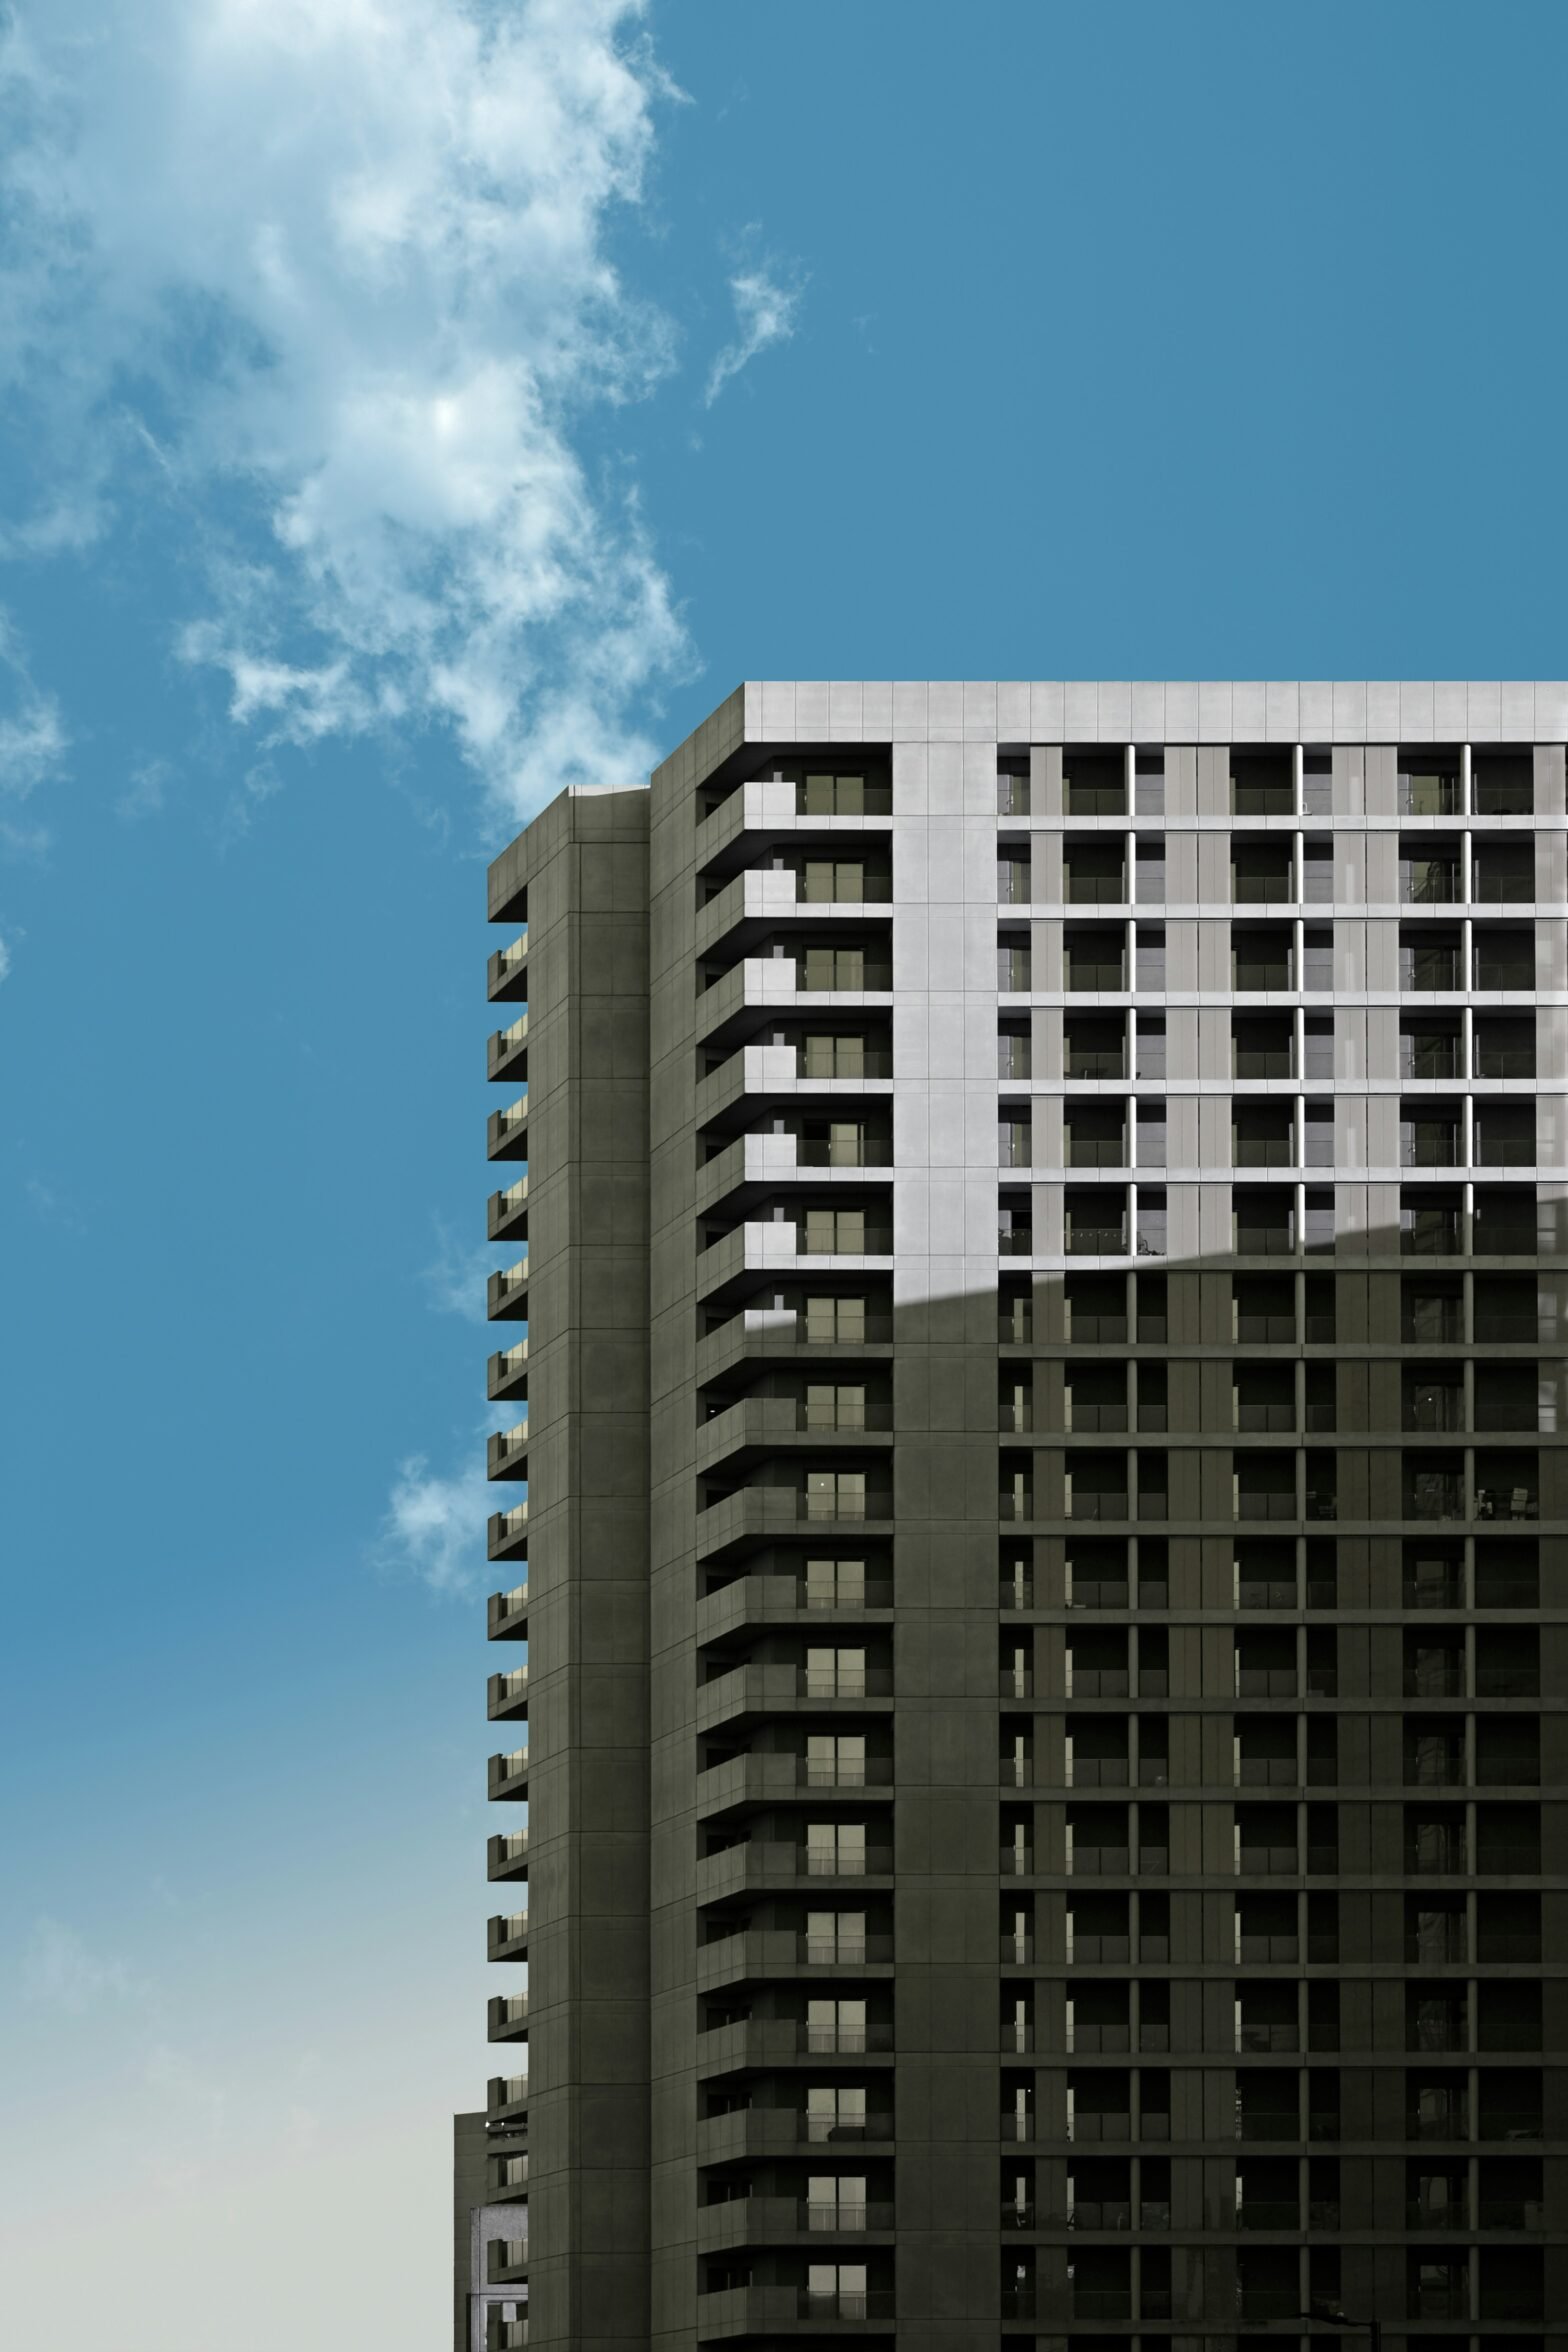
[456,682,1568,2352]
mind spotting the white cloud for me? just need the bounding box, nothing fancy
[116,757,171,822]
[704,264,805,406]
[22,1917,137,2013]
[0,933,10,981]
[379,1449,493,1596]
[0,0,692,826]
[0,612,67,844]
[420,1219,496,1323]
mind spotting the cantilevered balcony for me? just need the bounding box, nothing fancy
[696,1660,894,1735]
[488,1665,529,1720]
[695,2283,894,2339]
[488,1991,529,2045]
[486,2237,529,2287]
[488,1503,529,1561]
[487,1910,529,1961]
[485,2299,528,2349]
[488,1747,529,1800]
[696,1923,895,1989]
[489,1582,529,1640]
[488,1421,529,1480]
[487,1095,529,1159]
[488,1176,529,1241]
[487,1831,530,1883]
[488,2071,530,2122]
[487,930,528,1000]
[488,1013,529,1082]
[488,1258,529,1320]
[488,1341,529,1400]
[695,2194,896,2255]
[694,1568,895,1649]
[694,1750,895,1822]
[695,1838,894,1906]
[695,1478,894,1565]
[488,1991,530,2043]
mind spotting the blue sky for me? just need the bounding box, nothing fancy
[3,2,1567,2344]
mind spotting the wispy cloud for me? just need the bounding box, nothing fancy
[419,1219,496,1324]
[704,264,806,406]
[116,757,172,823]
[22,1917,137,2013]
[378,1450,493,1597]
[0,0,692,827]
[0,611,68,848]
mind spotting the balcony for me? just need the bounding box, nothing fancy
[487,1910,529,1961]
[697,2109,896,2167]
[486,2237,529,2285]
[488,1665,529,1719]
[485,2308,528,2351]
[696,2016,895,2076]
[694,1486,895,1566]
[488,1831,530,1882]
[487,2071,529,2121]
[488,1582,529,1638]
[695,1840,894,1903]
[487,1094,529,1159]
[487,931,529,1000]
[488,1340,529,1400]
[697,1927,895,1989]
[488,1421,529,1481]
[488,1012,530,1081]
[488,1175,529,1241]
[488,1257,529,1320]
[1400,771,1461,816]
[488,1747,530,1800]
[696,2196,896,2253]
[489,1503,529,1561]
[695,2285,894,2338]
[488,1991,530,2042]
[695,1573,895,1649]
[695,1750,894,1819]
[696,1661,894,1733]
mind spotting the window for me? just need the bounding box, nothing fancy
[807,2004,868,2059]
[803,1293,870,1342]
[806,1820,867,1876]
[802,944,867,990]
[801,858,873,903]
[803,1207,868,1253]
[805,1558,868,1610]
[806,2169,868,2225]
[806,1731,867,1786]
[801,1031,870,1077]
[797,769,889,815]
[804,1383,867,1430]
[805,1474,867,1524]
[805,1651,868,1708]
[806,1907,866,1964]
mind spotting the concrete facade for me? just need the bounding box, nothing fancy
[462,686,1568,2352]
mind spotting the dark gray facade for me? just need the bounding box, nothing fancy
[461,683,1568,2352]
